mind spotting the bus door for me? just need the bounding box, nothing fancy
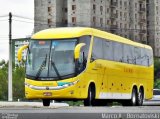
[91,37,106,99]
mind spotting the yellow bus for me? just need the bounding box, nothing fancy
[18,27,153,106]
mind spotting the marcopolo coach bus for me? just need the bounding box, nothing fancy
[18,27,153,106]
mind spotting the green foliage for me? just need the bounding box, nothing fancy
[154,58,160,89]
[154,58,160,79]
[154,79,160,89]
[13,66,25,101]
[0,60,8,100]
[0,60,25,101]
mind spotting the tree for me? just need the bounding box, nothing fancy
[0,60,8,100]
[154,58,160,79]
[154,58,160,89]
[154,79,160,89]
[13,66,25,101]
[0,60,25,101]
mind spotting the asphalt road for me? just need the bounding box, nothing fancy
[0,106,160,119]
[143,100,160,106]
[0,100,160,119]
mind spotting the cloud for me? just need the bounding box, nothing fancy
[0,0,34,60]
[0,0,34,18]
[0,42,9,61]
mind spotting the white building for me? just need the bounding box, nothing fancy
[13,38,29,66]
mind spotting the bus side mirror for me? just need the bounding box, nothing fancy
[74,43,86,60]
[17,45,29,62]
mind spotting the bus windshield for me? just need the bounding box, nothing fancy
[26,39,77,80]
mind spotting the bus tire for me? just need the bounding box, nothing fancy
[122,88,137,106]
[84,85,95,106]
[43,99,50,106]
[130,88,137,106]
[137,88,144,106]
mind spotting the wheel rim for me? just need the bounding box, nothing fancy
[139,92,142,101]
[89,88,92,106]
[138,90,143,105]
[131,89,137,106]
[132,92,136,105]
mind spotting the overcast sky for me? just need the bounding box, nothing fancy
[0,0,34,61]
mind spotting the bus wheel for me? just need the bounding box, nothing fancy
[137,88,144,106]
[84,85,95,106]
[130,88,137,106]
[122,88,137,106]
[43,99,50,106]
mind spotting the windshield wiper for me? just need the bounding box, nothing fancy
[35,54,47,79]
[51,60,62,80]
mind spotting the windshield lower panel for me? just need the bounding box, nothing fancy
[26,39,77,81]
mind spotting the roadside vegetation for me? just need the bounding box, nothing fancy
[154,58,160,89]
[0,60,25,101]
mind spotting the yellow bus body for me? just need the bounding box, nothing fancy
[25,27,153,101]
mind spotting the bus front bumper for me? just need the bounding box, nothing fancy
[25,80,80,99]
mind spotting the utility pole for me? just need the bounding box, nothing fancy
[8,12,12,101]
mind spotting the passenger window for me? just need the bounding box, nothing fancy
[113,42,123,62]
[134,47,141,65]
[123,45,134,64]
[79,36,91,60]
[141,48,149,66]
[78,36,91,71]
[147,49,153,66]
[103,40,113,60]
[92,37,103,60]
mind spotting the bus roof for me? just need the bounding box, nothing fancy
[32,27,152,49]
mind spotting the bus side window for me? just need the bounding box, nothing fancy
[103,40,113,60]
[79,36,91,61]
[134,47,141,65]
[77,52,86,73]
[141,48,149,66]
[123,45,134,64]
[78,36,91,71]
[92,37,103,60]
[113,42,123,62]
[147,49,153,66]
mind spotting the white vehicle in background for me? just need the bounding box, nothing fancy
[143,89,160,106]
[152,89,160,100]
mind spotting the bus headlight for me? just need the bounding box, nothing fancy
[24,79,79,90]
[60,80,79,88]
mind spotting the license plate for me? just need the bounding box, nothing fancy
[43,92,52,96]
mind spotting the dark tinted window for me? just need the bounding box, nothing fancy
[103,40,113,60]
[79,36,91,60]
[134,47,141,65]
[92,37,103,60]
[113,42,123,62]
[123,44,134,64]
[91,36,153,66]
